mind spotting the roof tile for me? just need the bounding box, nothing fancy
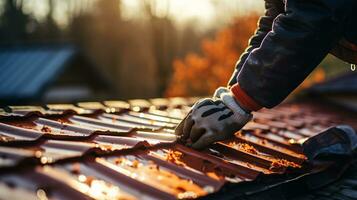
[0,98,356,199]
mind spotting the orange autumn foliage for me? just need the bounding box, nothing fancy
[166,14,326,97]
[166,15,260,97]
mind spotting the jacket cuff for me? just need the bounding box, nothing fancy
[231,83,262,112]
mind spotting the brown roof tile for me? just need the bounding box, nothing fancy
[0,98,356,199]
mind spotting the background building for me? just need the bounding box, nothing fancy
[0,44,115,105]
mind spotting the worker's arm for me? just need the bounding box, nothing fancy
[228,0,284,86]
[176,0,353,150]
[231,0,351,110]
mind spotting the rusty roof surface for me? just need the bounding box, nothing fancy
[0,98,356,200]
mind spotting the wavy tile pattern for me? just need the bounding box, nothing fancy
[0,99,356,200]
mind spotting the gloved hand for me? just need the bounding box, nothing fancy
[213,87,229,99]
[175,93,252,149]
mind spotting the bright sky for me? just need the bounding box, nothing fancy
[15,0,264,29]
[122,0,263,21]
[122,0,264,29]
[122,0,216,20]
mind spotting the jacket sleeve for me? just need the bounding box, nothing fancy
[228,0,284,86]
[231,0,350,109]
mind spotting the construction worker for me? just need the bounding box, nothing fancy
[175,0,357,149]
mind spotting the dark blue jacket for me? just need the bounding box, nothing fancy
[229,0,357,108]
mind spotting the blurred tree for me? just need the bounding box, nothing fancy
[142,0,178,95]
[176,20,203,58]
[69,0,123,96]
[31,0,62,41]
[166,15,259,97]
[69,0,161,98]
[0,0,30,42]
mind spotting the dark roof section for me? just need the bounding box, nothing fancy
[294,162,357,200]
[309,72,357,94]
[307,72,357,112]
[0,44,76,100]
[0,98,356,199]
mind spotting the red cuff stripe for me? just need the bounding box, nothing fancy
[231,84,262,111]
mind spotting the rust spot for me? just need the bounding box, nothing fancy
[41,126,52,133]
[175,186,187,193]
[270,159,301,171]
[114,158,124,165]
[85,176,94,186]
[229,142,258,154]
[0,135,14,142]
[131,160,139,168]
[260,139,267,145]
[166,150,184,165]
[71,163,81,175]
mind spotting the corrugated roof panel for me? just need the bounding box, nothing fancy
[10,51,53,95]
[22,49,74,97]
[0,51,32,92]
[0,46,75,99]
[0,98,356,199]
[7,51,52,96]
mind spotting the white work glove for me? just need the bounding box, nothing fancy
[213,87,229,99]
[175,92,252,149]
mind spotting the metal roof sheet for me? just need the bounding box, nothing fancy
[0,45,75,99]
[0,98,356,199]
